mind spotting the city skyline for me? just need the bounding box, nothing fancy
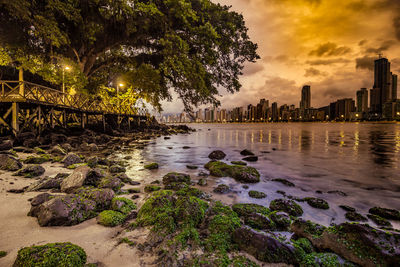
[162,56,399,122]
[161,0,400,113]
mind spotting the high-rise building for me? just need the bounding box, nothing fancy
[374,57,392,112]
[300,85,311,110]
[370,87,381,114]
[271,102,278,121]
[336,98,355,120]
[356,88,368,113]
[392,74,398,100]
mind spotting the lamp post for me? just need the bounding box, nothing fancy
[62,66,70,104]
[117,83,124,113]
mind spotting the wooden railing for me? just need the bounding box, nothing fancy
[0,81,147,116]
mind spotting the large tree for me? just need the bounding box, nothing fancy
[0,0,259,111]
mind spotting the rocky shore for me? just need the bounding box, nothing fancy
[0,125,400,266]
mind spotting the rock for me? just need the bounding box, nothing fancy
[23,138,40,148]
[269,211,291,231]
[305,197,329,209]
[16,165,45,178]
[231,161,247,166]
[291,219,327,241]
[242,156,258,162]
[204,161,260,183]
[208,150,226,160]
[85,168,106,186]
[32,195,97,226]
[271,178,295,187]
[248,190,266,199]
[14,242,87,267]
[243,213,275,230]
[144,185,161,193]
[61,153,83,168]
[30,193,53,207]
[367,214,392,227]
[24,154,52,164]
[198,171,209,177]
[197,178,207,186]
[109,165,126,173]
[86,156,99,168]
[327,190,347,196]
[111,197,136,214]
[369,206,400,221]
[233,226,298,264]
[240,149,254,156]
[0,140,13,151]
[300,253,355,267]
[0,154,22,171]
[232,203,270,217]
[98,176,123,192]
[213,184,230,194]
[345,211,368,222]
[186,165,198,169]
[97,210,126,227]
[269,199,303,216]
[60,166,91,193]
[26,174,67,191]
[182,146,191,149]
[162,172,191,189]
[75,187,115,210]
[144,163,159,170]
[339,205,355,212]
[49,145,66,156]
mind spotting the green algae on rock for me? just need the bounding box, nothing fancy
[345,211,368,222]
[111,197,136,214]
[13,242,87,267]
[144,185,161,193]
[305,197,329,210]
[144,163,159,170]
[369,206,400,221]
[270,199,303,216]
[97,210,126,227]
[248,190,266,199]
[204,161,260,183]
[367,214,392,227]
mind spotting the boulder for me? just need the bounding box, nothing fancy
[204,161,260,183]
[213,184,230,194]
[269,199,303,216]
[26,173,68,191]
[240,149,254,156]
[24,154,52,164]
[162,172,191,189]
[345,211,368,222]
[14,242,87,267]
[109,164,126,173]
[60,166,90,193]
[61,153,83,168]
[16,165,45,178]
[242,156,258,162]
[0,140,13,151]
[208,150,226,160]
[243,213,275,230]
[248,190,266,199]
[369,206,400,221]
[269,211,291,231]
[233,226,298,264]
[85,168,106,186]
[272,178,295,187]
[31,195,97,226]
[75,187,115,210]
[98,176,123,192]
[49,145,66,156]
[0,154,22,171]
[305,197,329,210]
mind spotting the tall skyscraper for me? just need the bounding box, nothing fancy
[370,88,381,114]
[392,74,398,100]
[300,85,311,110]
[271,102,278,121]
[374,57,392,112]
[356,88,368,113]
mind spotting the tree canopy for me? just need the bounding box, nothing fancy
[0,0,259,112]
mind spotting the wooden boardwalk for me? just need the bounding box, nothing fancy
[0,80,148,135]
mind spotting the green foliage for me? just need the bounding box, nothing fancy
[231,255,260,267]
[97,210,126,227]
[0,0,258,112]
[111,197,136,215]
[13,242,86,267]
[118,237,136,247]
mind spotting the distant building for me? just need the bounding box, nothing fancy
[356,88,368,113]
[370,87,381,114]
[336,98,355,120]
[300,85,311,110]
[271,102,278,121]
[392,73,398,100]
[374,57,392,113]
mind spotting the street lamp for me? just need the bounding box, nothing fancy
[116,83,124,112]
[62,66,70,103]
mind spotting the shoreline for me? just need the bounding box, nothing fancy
[0,125,400,266]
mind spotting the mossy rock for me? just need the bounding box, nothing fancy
[213,184,230,194]
[111,197,136,214]
[290,219,327,239]
[109,165,126,173]
[231,161,247,166]
[97,210,126,227]
[204,161,260,183]
[127,188,140,194]
[231,255,259,267]
[339,205,355,212]
[186,165,198,169]
[204,201,241,252]
[144,163,159,170]
[300,252,356,267]
[367,214,392,227]
[175,186,204,198]
[369,206,400,220]
[305,198,329,210]
[232,203,270,217]
[271,178,295,187]
[345,211,367,222]
[144,185,161,193]
[270,199,303,216]
[162,172,191,185]
[13,242,87,267]
[293,237,314,254]
[0,250,6,258]
[24,154,52,164]
[67,163,88,169]
[34,147,47,154]
[269,211,291,230]
[248,190,266,199]
[98,176,122,192]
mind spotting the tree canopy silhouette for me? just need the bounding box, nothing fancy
[0,0,259,111]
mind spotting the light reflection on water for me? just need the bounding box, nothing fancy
[125,122,400,227]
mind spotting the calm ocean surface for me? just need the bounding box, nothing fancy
[125,122,400,227]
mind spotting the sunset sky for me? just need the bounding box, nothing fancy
[163,0,400,113]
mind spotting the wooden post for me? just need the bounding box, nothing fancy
[19,68,24,96]
[50,108,55,128]
[81,113,85,129]
[102,114,106,132]
[62,110,67,128]
[11,102,19,134]
[38,105,42,134]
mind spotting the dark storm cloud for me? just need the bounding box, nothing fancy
[365,40,396,54]
[355,56,375,71]
[304,67,326,77]
[306,58,351,66]
[309,42,352,57]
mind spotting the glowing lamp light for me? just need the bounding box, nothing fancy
[65,66,70,70]
[356,114,359,117]
[119,83,124,87]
